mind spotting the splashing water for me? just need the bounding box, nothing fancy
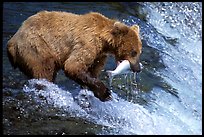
[141,3,202,130]
[124,2,202,134]
[23,78,199,135]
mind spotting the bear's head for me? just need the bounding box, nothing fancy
[103,22,142,73]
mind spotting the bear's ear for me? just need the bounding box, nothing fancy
[131,25,140,33]
[111,22,129,36]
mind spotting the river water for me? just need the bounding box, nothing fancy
[3,2,202,135]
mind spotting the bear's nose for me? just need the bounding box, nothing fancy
[131,62,143,73]
[134,67,141,73]
[135,68,141,73]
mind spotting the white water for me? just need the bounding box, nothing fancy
[22,2,202,135]
[142,2,202,134]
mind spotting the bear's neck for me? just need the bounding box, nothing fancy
[102,40,118,55]
[99,32,121,55]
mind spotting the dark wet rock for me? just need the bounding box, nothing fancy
[109,2,148,21]
[162,36,179,46]
[33,83,47,91]
[3,89,102,135]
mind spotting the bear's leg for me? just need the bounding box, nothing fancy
[32,58,58,82]
[64,58,111,102]
[17,55,58,82]
[88,54,107,78]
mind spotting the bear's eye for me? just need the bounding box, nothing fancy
[131,51,137,57]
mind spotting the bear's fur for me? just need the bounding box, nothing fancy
[7,11,142,101]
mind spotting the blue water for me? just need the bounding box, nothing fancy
[3,2,202,135]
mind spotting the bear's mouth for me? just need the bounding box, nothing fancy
[117,59,142,73]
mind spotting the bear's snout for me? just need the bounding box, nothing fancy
[130,62,142,73]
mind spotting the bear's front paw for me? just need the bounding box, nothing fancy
[94,82,112,102]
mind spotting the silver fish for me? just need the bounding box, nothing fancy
[107,60,131,78]
[107,60,143,87]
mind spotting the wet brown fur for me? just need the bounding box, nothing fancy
[7,11,142,101]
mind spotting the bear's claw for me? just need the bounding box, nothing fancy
[93,83,112,102]
[101,88,112,102]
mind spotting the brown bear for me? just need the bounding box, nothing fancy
[7,11,142,102]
